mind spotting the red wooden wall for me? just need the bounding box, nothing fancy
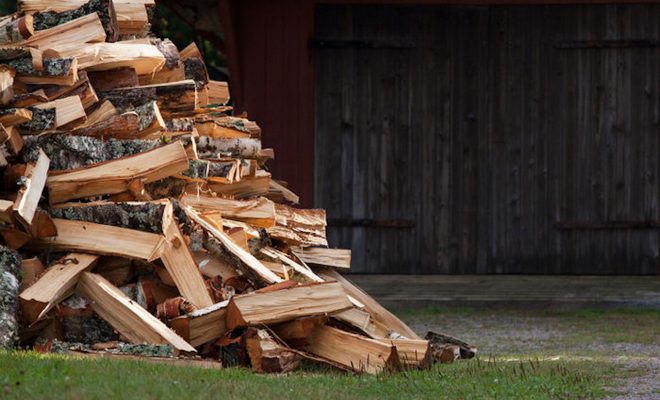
[220,0,657,208]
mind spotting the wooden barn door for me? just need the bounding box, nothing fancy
[313,4,660,274]
[313,6,488,273]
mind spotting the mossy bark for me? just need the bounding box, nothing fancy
[20,134,160,170]
[32,0,119,42]
[0,245,21,349]
[182,159,210,179]
[166,118,194,132]
[132,100,159,132]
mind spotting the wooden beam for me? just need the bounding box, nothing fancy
[46,141,189,203]
[226,282,352,329]
[19,253,98,323]
[76,272,196,354]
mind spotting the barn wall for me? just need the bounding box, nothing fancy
[313,4,660,274]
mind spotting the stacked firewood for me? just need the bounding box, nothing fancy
[0,0,475,374]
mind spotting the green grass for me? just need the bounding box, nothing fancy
[0,351,619,400]
[2,307,657,399]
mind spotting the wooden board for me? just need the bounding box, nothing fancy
[76,272,196,354]
[226,282,352,329]
[46,141,189,203]
[19,253,98,323]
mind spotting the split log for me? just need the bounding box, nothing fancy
[49,42,165,76]
[334,308,372,333]
[76,272,196,354]
[33,218,162,260]
[179,41,201,60]
[244,328,301,373]
[19,107,55,132]
[293,248,352,271]
[206,172,271,199]
[259,246,324,283]
[206,80,230,105]
[0,65,15,104]
[268,179,300,205]
[19,256,44,290]
[19,253,98,323]
[184,206,282,284]
[271,316,326,345]
[13,149,49,226]
[196,137,261,159]
[0,246,21,349]
[0,124,23,155]
[133,100,165,136]
[0,108,32,126]
[46,141,189,203]
[27,208,58,238]
[87,67,138,92]
[0,200,12,223]
[316,268,420,340]
[378,339,432,369]
[115,3,149,35]
[100,80,198,113]
[425,331,477,360]
[32,0,119,42]
[268,204,328,247]
[183,58,208,87]
[182,194,275,228]
[77,100,117,127]
[39,71,97,110]
[0,14,34,44]
[170,300,228,347]
[33,96,86,127]
[226,282,352,329]
[21,134,159,170]
[49,201,165,233]
[18,0,155,13]
[20,13,106,48]
[159,201,214,308]
[6,57,78,86]
[304,325,401,375]
[0,226,31,248]
[68,112,140,138]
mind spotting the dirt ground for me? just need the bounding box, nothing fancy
[398,308,660,400]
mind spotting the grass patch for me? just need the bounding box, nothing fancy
[0,351,619,400]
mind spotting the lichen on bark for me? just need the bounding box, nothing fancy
[0,246,22,350]
[49,202,166,233]
[182,159,209,179]
[6,57,75,77]
[32,0,119,41]
[20,107,56,132]
[20,134,159,170]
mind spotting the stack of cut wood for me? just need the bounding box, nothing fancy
[0,0,475,374]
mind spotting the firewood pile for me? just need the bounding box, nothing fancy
[0,0,476,374]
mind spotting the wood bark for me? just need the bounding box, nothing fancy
[87,67,138,92]
[0,108,32,127]
[21,134,159,170]
[46,141,189,203]
[100,80,197,113]
[196,137,261,159]
[0,14,34,44]
[32,0,119,42]
[0,246,21,349]
[49,201,166,233]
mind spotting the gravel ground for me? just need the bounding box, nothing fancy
[399,309,660,399]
